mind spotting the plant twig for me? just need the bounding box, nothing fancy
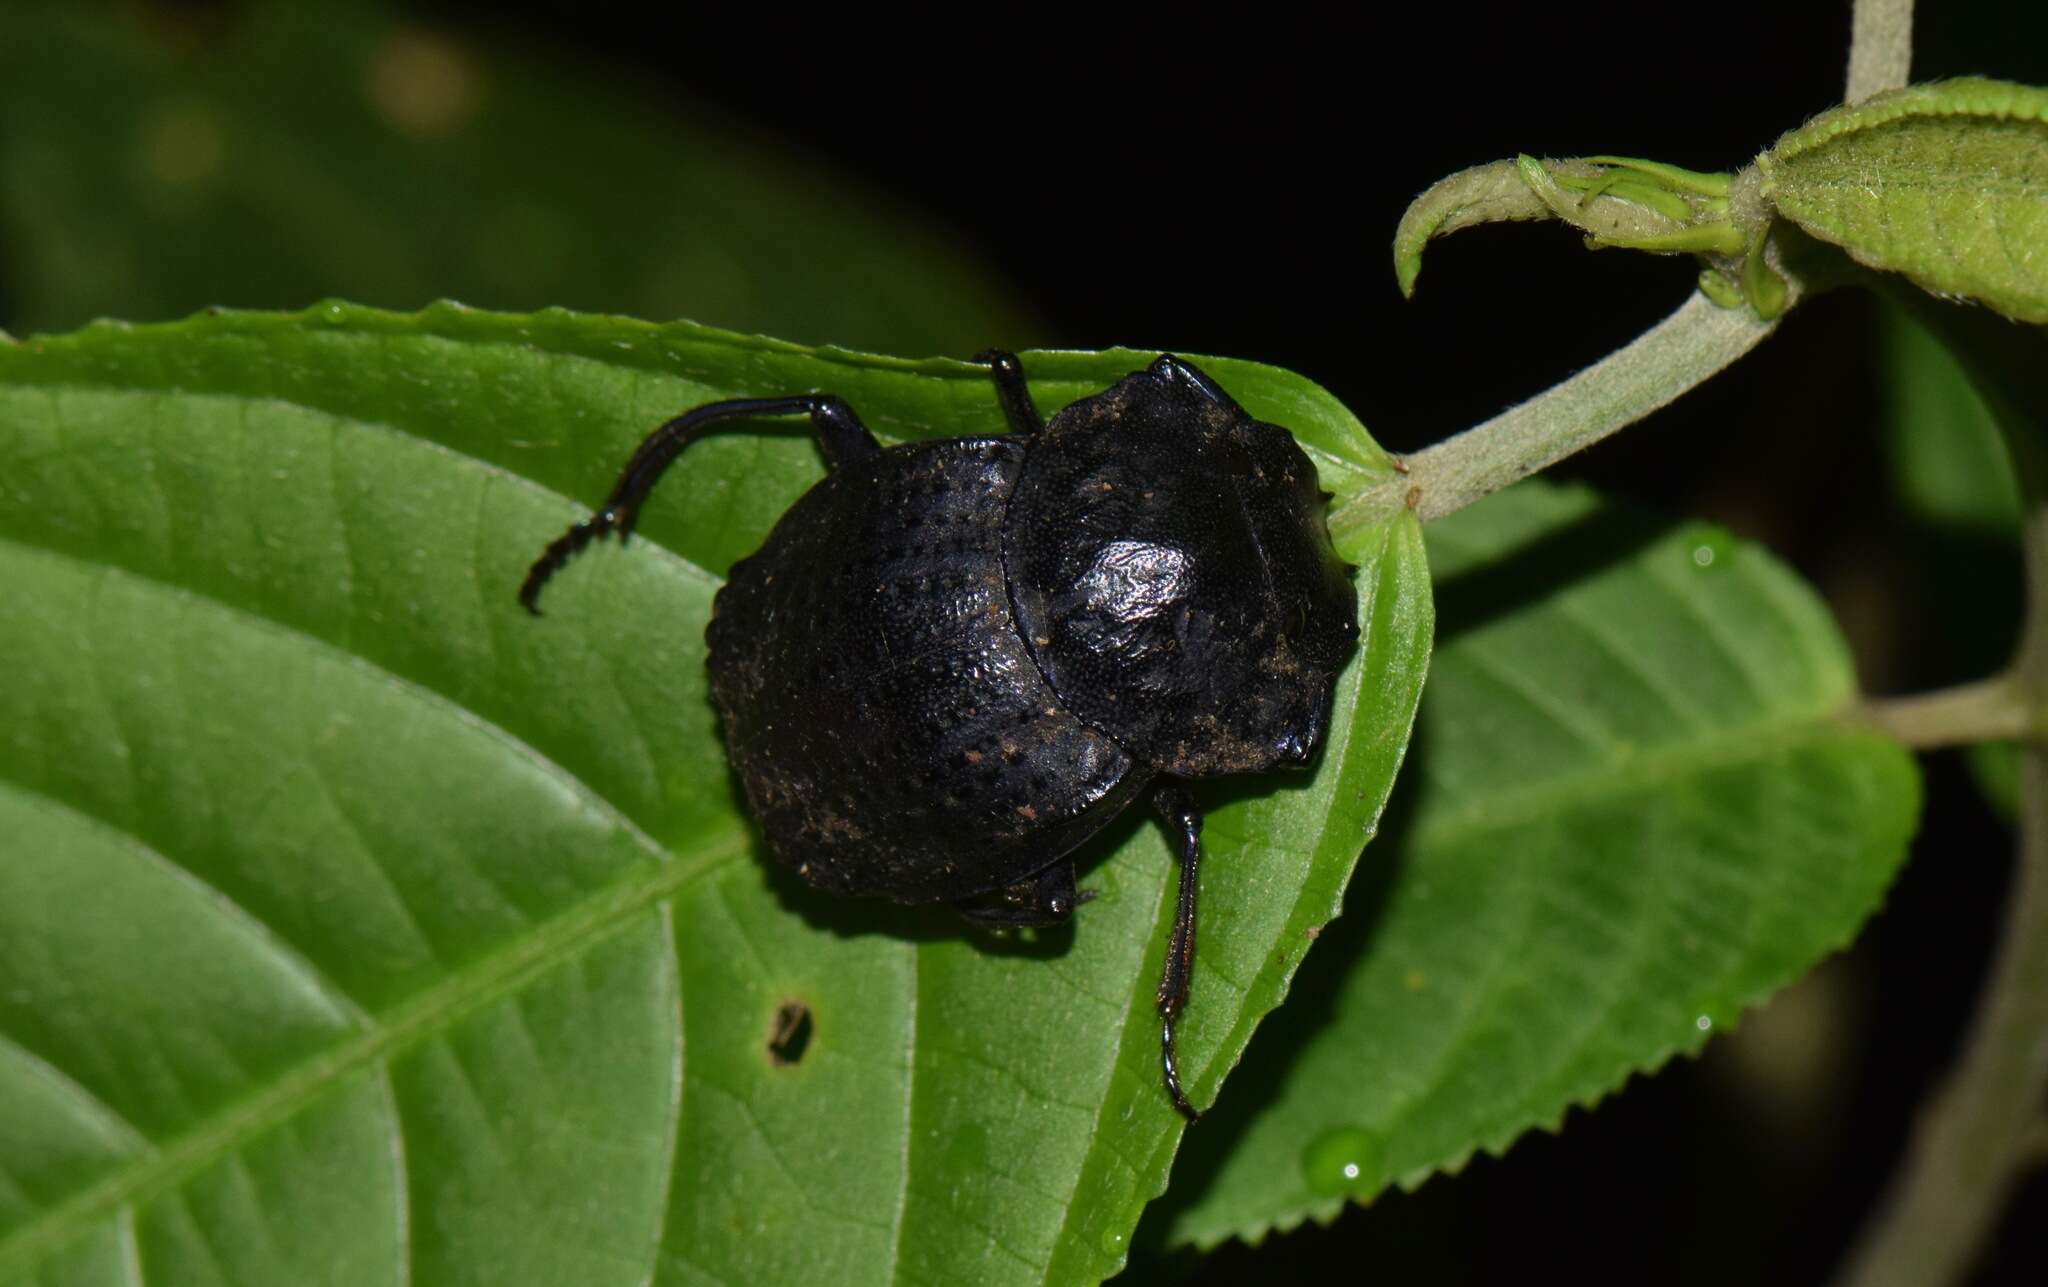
[1833,279,2048,1285]
[1858,675,2031,749]
[1846,0,1915,103]
[1341,0,1912,536]
[1833,736,2048,1287]
[1330,293,1775,532]
[1829,311,2048,1286]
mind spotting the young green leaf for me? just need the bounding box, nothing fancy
[1391,156,1742,298]
[1514,155,1742,257]
[1391,153,1781,317]
[1148,482,1919,1251]
[1758,78,2048,324]
[1391,160,1556,298]
[0,304,1432,1285]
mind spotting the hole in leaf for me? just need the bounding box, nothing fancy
[766,999,813,1066]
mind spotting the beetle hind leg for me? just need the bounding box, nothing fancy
[1152,780,1204,1122]
[955,861,1092,928]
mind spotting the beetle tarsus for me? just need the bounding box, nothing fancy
[519,510,624,615]
[1161,1011,1201,1122]
[957,860,1088,927]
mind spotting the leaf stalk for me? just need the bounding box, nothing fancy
[1857,675,2031,749]
[1331,293,1775,532]
[1846,0,1916,104]
[1832,0,2048,1256]
[1831,738,2048,1287]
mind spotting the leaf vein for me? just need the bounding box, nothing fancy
[117,1204,143,1287]
[1455,642,1617,753]
[0,532,670,861]
[375,1066,412,1287]
[0,775,364,1057]
[884,940,916,1287]
[0,826,748,1279]
[638,900,684,1287]
[1551,596,1710,728]
[0,1027,150,1155]
[1415,717,1846,845]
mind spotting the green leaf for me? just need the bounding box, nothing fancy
[1875,296,2022,535]
[1869,292,2043,823]
[0,304,1433,1285]
[1149,482,1919,1250]
[1758,78,2048,325]
[1514,155,1742,256]
[0,4,1032,354]
[1391,154,1770,314]
[1390,156,1740,299]
[1969,741,2021,821]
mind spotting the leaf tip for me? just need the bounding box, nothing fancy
[1390,158,1552,300]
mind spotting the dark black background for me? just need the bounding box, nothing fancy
[415,3,2046,1283]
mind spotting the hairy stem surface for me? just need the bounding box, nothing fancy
[1331,294,1774,532]
[1846,0,1915,103]
[1858,675,2030,748]
[1833,736,2048,1287]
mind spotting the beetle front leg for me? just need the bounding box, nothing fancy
[955,860,1092,928]
[520,394,879,614]
[1152,779,1203,1122]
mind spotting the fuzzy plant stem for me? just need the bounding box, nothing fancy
[1830,1,2048,1269]
[1833,516,2048,1287]
[1837,312,2048,1283]
[1859,675,2030,748]
[1330,293,1775,532]
[1847,0,1916,103]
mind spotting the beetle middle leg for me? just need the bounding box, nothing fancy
[520,394,879,613]
[1153,779,1204,1121]
[955,860,1092,928]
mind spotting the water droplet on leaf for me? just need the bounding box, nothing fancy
[1301,1125,1385,1198]
[1688,528,1734,572]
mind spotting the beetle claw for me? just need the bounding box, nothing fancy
[1161,1012,1201,1122]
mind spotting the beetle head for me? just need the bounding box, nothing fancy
[1005,356,1359,779]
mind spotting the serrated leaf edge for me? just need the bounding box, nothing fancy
[1764,77,2048,166]
[1178,720,1919,1254]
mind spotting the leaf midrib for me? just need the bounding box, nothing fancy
[1173,709,1886,1251]
[0,535,740,1277]
[1412,707,1857,846]
[0,823,747,1276]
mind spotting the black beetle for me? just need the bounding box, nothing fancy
[520,351,1358,1119]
